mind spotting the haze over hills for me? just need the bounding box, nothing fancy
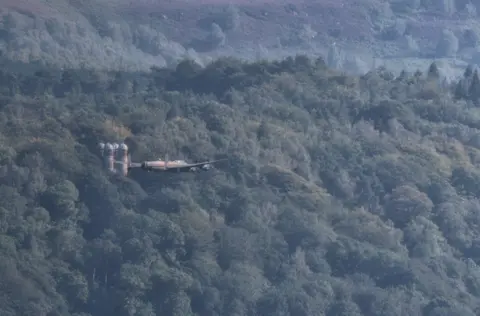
[1,0,480,77]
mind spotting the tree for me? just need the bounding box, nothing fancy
[468,70,480,101]
[223,5,240,31]
[42,180,80,221]
[327,44,342,69]
[403,216,449,258]
[436,29,459,57]
[207,23,226,48]
[461,28,479,49]
[427,62,440,80]
[385,185,434,228]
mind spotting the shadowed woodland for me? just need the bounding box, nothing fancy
[2,55,480,316]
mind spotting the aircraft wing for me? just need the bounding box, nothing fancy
[166,158,227,170]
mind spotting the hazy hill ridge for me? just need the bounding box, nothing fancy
[1,0,480,76]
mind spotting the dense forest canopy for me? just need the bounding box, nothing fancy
[2,55,480,316]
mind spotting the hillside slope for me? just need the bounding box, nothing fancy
[1,0,480,76]
[1,55,480,315]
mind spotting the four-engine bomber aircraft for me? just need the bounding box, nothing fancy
[99,142,226,176]
[123,154,227,174]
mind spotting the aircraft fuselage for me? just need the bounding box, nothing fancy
[140,161,212,172]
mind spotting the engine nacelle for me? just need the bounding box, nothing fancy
[202,164,211,170]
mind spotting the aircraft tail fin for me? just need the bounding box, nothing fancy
[165,153,169,169]
[113,154,133,176]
